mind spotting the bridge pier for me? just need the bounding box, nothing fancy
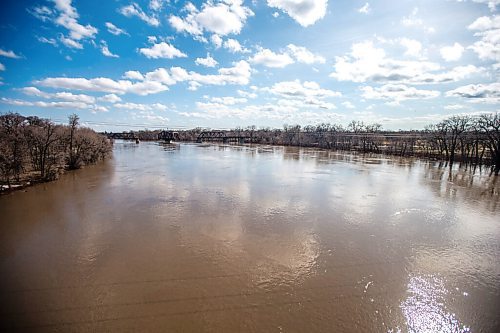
[197,131,250,144]
[102,132,140,141]
[158,131,179,143]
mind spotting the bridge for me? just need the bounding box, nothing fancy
[196,131,252,144]
[103,132,139,140]
[158,130,179,143]
[102,130,254,144]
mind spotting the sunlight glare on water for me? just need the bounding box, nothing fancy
[398,275,470,333]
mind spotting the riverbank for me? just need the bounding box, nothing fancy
[1,167,74,195]
[0,113,112,193]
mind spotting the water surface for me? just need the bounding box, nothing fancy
[1,141,499,332]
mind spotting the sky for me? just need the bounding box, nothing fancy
[0,0,498,131]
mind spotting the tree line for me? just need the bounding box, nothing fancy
[129,113,500,174]
[0,113,112,190]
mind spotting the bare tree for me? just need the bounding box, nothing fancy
[478,113,500,174]
[67,114,80,169]
[24,117,64,180]
[0,113,27,187]
[435,121,450,160]
[444,116,471,164]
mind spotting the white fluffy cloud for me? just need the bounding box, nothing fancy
[37,36,58,46]
[2,93,109,113]
[209,96,248,105]
[0,63,5,71]
[0,49,22,59]
[54,0,98,39]
[114,102,168,112]
[37,76,169,96]
[120,3,160,27]
[149,0,166,12]
[358,3,371,14]
[59,35,83,49]
[28,5,53,22]
[440,43,465,61]
[123,70,144,81]
[98,94,122,103]
[249,45,324,68]
[100,41,119,58]
[169,1,254,37]
[50,0,98,49]
[471,0,500,11]
[1,97,97,110]
[399,38,423,58]
[287,44,326,64]
[53,91,96,103]
[18,86,96,103]
[401,7,435,33]
[30,1,97,50]
[330,41,481,84]
[446,82,500,103]
[261,80,341,110]
[468,14,500,30]
[249,48,294,68]
[169,11,203,36]
[195,54,218,67]
[467,15,500,61]
[237,89,258,99]
[36,61,252,96]
[139,42,187,59]
[105,22,129,36]
[267,0,328,27]
[376,36,424,58]
[211,34,223,48]
[342,101,355,109]
[361,84,440,105]
[144,68,176,85]
[175,60,252,86]
[196,0,254,35]
[267,80,341,99]
[186,99,344,121]
[223,38,249,53]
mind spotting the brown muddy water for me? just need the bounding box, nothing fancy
[0,141,499,332]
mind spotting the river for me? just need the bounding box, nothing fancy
[1,141,499,332]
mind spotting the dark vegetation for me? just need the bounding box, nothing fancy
[0,113,112,191]
[122,113,500,174]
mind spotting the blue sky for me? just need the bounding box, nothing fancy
[0,0,498,131]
